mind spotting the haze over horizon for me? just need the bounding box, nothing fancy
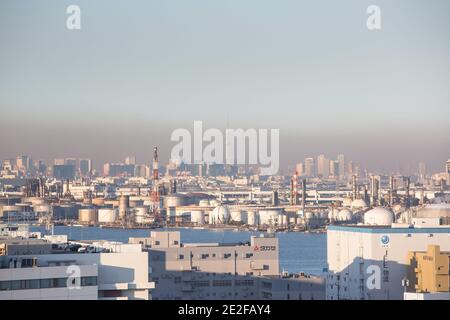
[1,0,449,174]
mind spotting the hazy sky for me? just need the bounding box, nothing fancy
[0,0,449,174]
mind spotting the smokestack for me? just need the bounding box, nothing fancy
[370,175,379,207]
[352,175,357,200]
[389,176,395,206]
[405,176,410,208]
[301,178,306,213]
[291,171,298,205]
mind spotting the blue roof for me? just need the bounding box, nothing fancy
[327,225,450,234]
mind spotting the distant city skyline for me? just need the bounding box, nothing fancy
[1,152,449,177]
[1,0,449,174]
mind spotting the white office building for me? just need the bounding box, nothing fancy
[326,207,450,300]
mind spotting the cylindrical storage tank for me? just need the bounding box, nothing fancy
[258,209,281,225]
[134,206,148,224]
[52,204,79,220]
[230,210,244,222]
[98,208,117,223]
[119,195,130,219]
[78,208,98,224]
[190,210,205,224]
[278,214,287,226]
[163,194,189,208]
[247,210,259,226]
[92,198,105,206]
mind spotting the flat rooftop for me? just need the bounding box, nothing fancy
[327,225,450,234]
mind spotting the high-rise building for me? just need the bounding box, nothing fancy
[329,160,338,178]
[418,161,426,183]
[79,159,92,177]
[304,158,315,177]
[337,154,345,179]
[347,160,354,177]
[16,155,31,171]
[53,164,75,180]
[125,156,136,165]
[296,162,304,176]
[103,163,135,177]
[317,155,329,178]
[65,158,77,167]
[54,158,65,165]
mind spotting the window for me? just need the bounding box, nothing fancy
[155,241,160,245]
[192,281,210,288]
[179,254,184,260]
[212,280,232,287]
[82,276,97,286]
[235,280,254,286]
[40,279,51,289]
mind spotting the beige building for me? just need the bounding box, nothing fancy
[130,231,324,300]
[407,245,449,294]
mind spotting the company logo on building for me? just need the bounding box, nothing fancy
[380,235,390,246]
[254,245,276,252]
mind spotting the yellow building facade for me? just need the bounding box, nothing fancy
[407,245,450,293]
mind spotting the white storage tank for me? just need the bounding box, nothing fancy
[98,208,118,223]
[258,209,282,225]
[134,206,149,224]
[278,214,288,226]
[230,210,244,222]
[163,194,189,208]
[190,210,205,225]
[247,210,259,226]
[78,208,98,224]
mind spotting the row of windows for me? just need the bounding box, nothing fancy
[175,252,254,260]
[212,280,233,287]
[0,277,97,291]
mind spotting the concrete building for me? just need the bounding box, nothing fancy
[326,223,450,300]
[0,236,154,300]
[130,231,325,300]
[404,244,449,300]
